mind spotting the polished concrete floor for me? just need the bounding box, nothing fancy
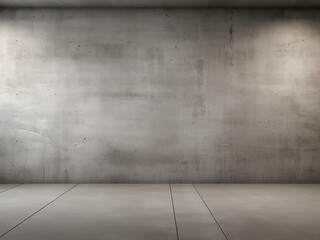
[0,184,319,240]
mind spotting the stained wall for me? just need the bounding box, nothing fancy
[0,9,319,182]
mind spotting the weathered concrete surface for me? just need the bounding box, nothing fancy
[1,184,177,240]
[194,184,320,240]
[171,184,226,240]
[1,0,320,7]
[0,184,75,236]
[0,9,319,183]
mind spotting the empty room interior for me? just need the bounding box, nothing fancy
[0,0,320,239]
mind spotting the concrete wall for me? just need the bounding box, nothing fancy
[0,8,319,183]
[1,0,320,7]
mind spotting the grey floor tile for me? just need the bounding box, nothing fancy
[2,184,177,240]
[0,184,21,193]
[194,184,320,240]
[0,184,75,236]
[171,184,226,240]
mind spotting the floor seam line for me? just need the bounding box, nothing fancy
[0,183,79,239]
[0,183,24,194]
[169,184,180,240]
[192,184,230,240]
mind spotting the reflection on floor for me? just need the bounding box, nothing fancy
[0,184,319,240]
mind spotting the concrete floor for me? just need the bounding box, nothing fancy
[0,184,319,240]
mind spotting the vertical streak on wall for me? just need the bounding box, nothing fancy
[228,8,235,66]
[224,8,235,181]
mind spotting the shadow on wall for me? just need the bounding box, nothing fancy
[214,9,320,182]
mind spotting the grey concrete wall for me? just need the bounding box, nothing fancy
[0,8,319,183]
[1,0,320,7]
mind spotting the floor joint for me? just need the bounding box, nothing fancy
[192,184,229,240]
[0,184,79,238]
[0,184,24,194]
[169,184,180,240]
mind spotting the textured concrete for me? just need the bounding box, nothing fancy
[171,184,226,240]
[195,184,320,240]
[0,184,20,193]
[1,184,320,239]
[0,0,320,7]
[0,184,75,236]
[0,9,320,183]
[1,184,177,240]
